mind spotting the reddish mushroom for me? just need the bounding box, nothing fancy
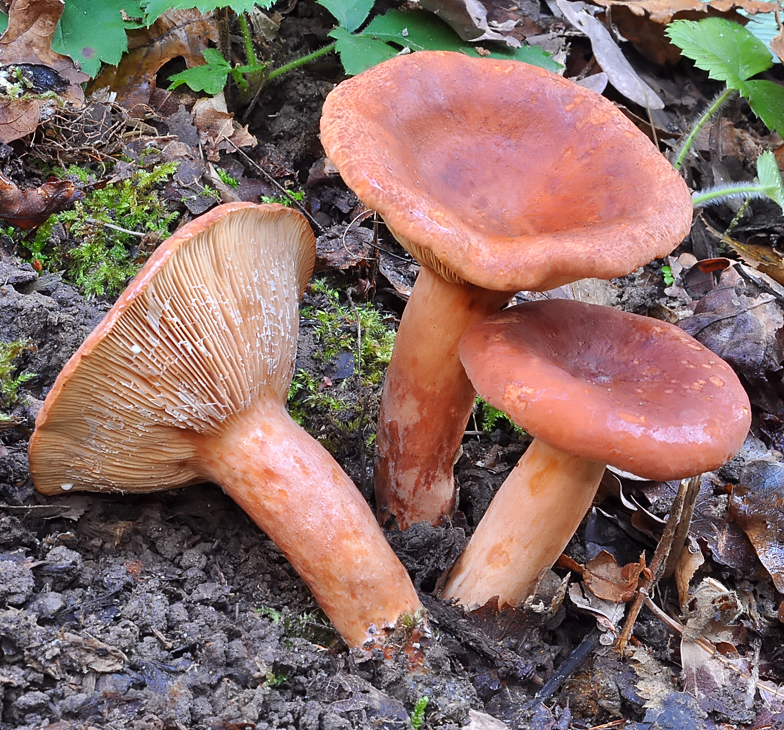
[320,50,693,530]
[28,202,425,652]
[441,300,751,608]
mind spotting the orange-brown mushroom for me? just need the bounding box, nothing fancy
[28,202,424,652]
[320,51,694,531]
[442,300,751,608]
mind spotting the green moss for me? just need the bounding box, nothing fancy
[216,168,239,188]
[0,339,35,413]
[25,162,180,297]
[476,397,526,435]
[261,189,304,207]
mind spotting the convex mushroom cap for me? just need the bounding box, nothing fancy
[29,202,425,652]
[443,299,750,608]
[320,50,694,529]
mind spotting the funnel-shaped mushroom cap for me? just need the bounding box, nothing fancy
[321,51,693,291]
[459,301,751,480]
[30,202,316,494]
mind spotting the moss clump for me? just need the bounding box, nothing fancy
[0,339,34,422]
[26,162,179,298]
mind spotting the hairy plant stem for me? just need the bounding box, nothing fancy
[692,182,777,207]
[674,87,735,171]
[267,42,337,81]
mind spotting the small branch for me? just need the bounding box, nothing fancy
[85,218,146,238]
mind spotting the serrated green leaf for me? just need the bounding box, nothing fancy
[329,27,398,75]
[120,0,146,28]
[756,150,784,211]
[317,0,374,33]
[167,48,231,94]
[745,79,784,137]
[362,10,559,72]
[141,0,272,25]
[50,0,128,77]
[665,18,773,88]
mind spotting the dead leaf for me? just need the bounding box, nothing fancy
[61,631,126,673]
[674,535,705,610]
[725,239,784,287]
[772,10,784,63]
[418,0,522,46]
[730,460,784,593]
[0,0,89,143]
[583,550,645,603]
[192,93,256,162]
[89,9,217,114]
[555,0,664,109]
[0,171,83,228]
[568,581,625,643]
[590,0,777,64]
[316,225,375,272]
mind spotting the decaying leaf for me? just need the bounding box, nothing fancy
[417,0,522,46]
[568,581,625,643]
[730,459,784,593]
[555,0,665,109]
[316,224,374,271]
[589,0,778,64]
[674,535,705,610]
[583,550,645,603]
[725,238,784,287]
[191,93,256,161]
[0,0,89,143]
[89,9,217,114]
[0,171,83,228]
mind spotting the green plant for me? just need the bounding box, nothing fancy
[260,190,305,207]
[410,696,429,730]
[216,167,239,188]
[661,264,675,286]
[475,397,525,435]
[26,162,179,297]
[0,339,35,412]
[665,18,784,171]
[256,605,334,646]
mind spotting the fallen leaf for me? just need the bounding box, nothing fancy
[674,535,705,610]
[555,0,664,109]
[0,0,89,143]
[316,225,374,272]
[418,0,522,46]
[0,171,83,228]
[730,459,784,593]
[192,92,256,161]
[568,581,625,643]
[89,9,217,114]
[583,550,645,603]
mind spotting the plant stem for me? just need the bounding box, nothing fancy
[238,12,263,72]
[674,87,735,171]
[267,42,337,81]
[692,182,774,207]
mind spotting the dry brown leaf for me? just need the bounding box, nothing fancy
[674,535,705,610]
[0,0,89,143]
[772,8,784,63]
[0,171,83,228]
[418,0,522,46]
[192,93,256,161]
[590,0,777,64]
[583,550,645,603]
[89,9,217,114]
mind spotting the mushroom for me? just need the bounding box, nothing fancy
[441,299,751,608]
[28,202,424,652]
[320,50,694,530]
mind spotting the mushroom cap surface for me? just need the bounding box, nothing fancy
[320,51,693,291]
[29,202,316,495]
[459,300,751,480]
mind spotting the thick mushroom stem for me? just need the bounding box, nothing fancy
[197,402,422,650]
[374,266,512,530]
[442,440,606,609]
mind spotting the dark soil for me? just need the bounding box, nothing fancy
[2,1,784,729]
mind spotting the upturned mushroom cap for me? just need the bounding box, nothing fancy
[321,51,693,291]
[29,202,316,494]
[459,300,751,481]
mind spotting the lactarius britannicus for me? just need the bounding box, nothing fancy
[442,300,751,608]
[320,51,694,530]
[28,202,424,652]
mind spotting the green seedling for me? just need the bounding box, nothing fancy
[0,339,35,414]
[666,18,784,171]
[692,150,784,213]
[410,696,429,730]
[27,162,179,297]
[216,167,239,188]
[661,265,675,286]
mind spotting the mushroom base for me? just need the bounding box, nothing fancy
[374,265,513,530]
[196,403,423,651]
[442,439,605,609]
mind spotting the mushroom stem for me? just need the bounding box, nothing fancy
[198,403,423,650]
[442,439,605,609]
[374,265,512,530]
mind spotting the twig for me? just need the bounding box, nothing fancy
[85,218,146,238]
[663,474,701,579]
[616,475,700,652]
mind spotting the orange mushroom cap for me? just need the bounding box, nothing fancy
[459,300,751,481]
[321,51,693,292]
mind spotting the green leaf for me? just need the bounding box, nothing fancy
[317,0,375,33]
[0,12,7,35]
[665,18,773,89]
[328,27,398,75]
[744,79,784,137]
[167,48,231,94]
[362,10,559,72]
[51,0,129,77]
[757,150,784,211]
[141,0,272,25]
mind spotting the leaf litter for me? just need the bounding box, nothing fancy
[0,0,784,728]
